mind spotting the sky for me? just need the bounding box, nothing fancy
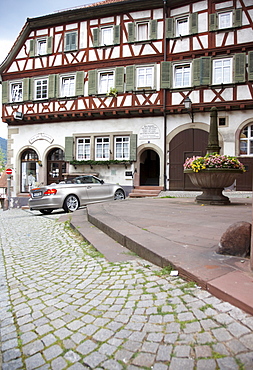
[0,0,97,139]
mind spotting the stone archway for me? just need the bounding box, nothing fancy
[140,149,160,186]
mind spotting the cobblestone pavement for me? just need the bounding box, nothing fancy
[0,209,253,370]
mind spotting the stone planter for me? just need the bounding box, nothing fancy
[184,168,244,205]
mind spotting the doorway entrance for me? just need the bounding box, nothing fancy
[140,149,160,186]
[169,128,208,190]
[47,148,66,185]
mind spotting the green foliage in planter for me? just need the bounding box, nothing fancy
[70,159,132,166]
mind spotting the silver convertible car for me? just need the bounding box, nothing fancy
[29,175,125,214]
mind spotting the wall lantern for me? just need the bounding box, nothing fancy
[184,97,194,123]
[37,160,42,167]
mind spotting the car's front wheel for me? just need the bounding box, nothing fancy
[63,194,79,212]
[114,189,125,200]
[39,209,53,215]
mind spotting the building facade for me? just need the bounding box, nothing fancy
[0,0,252,205]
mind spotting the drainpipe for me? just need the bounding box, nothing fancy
[163,0,168,191]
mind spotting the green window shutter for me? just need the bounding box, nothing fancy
[160,61,171,89]
[64,33,70,51]
[165,18,174,39]
[192,58,201,86]
[113,25,120,45]
[126,65,135,91]
[23,78,30,101]
[115,67,124,93]
[2,81,9,104]
[234,53,245,83]
[149,20,158,40]
[190,13,198,34]
[128,22,135,43]
[65,137,74,162]
[209,13,217,31]
[75,71,84,96]
[93,28,100,47]
[55,74,59,98]
[29,39,35,57]
[200,57,211,85]
[47,36,53,54]
[248,51,253,81]
[65,32,77,51]
[129,134,137,162]
[233,8,242,28]
[48,74,56,99]
[88,70,97,95]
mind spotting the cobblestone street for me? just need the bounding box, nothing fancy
[0,209,253,370]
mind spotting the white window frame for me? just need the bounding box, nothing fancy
[176,16,189,37]
[36,38,47,55]
[115,136,130,160]
[34,78,48,100]
[10,81,23,102]
[101,26,113,46]
[98,70,115,94]
[218,11,233,29]
[60,75,76,97]
[240,124,253,156]
[136,65,155,89]
[76,138,91,160]
[136,21,149,41]
[173,63,191,88]
[95,137,110,160]
[212,58,232,85]
[65,31,78,52]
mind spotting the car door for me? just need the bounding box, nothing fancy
[86,177,111,203]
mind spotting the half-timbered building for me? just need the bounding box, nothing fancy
[0,0,252,205]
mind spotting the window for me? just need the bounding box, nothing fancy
[128,20,157,43]
[240,125,253,156]
[174,64,191,88]
[37,38,47,55]
[213,58,232,84]
[136,66,154,89]
[115,137,130,160]
[98,71,114,94]
[10,82,22,102]
[95,137,110,160]
[76,138,91,160]
[218,11,232,29]
[65,31,77,52]
[60,76,75,97]
[137,22,149,41]
[101,27,113,46]
[176,17,189,37]
[35,78,48,100]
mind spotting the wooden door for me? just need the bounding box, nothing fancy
[169,129,208,190]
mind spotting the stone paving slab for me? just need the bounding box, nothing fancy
[0,207,253,370]
[82,196,253,315]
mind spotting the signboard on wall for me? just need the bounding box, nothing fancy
[139,124,160,140]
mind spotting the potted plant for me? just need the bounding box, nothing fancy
[106,87,118,97]
[184,153,245,205]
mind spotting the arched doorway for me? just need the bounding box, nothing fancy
[47,148,66,185]
[21,149,39,192]
[140,149,160,186]
[169,128,208,190]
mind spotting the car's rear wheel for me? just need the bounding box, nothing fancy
[39,209,53,215]
[114,189,125,200]
[63,194,79,212]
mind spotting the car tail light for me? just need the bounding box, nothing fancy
[44,189,57,196]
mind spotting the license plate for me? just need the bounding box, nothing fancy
[33,192,42,198]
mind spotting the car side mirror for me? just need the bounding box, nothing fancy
[100,180,104,184]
